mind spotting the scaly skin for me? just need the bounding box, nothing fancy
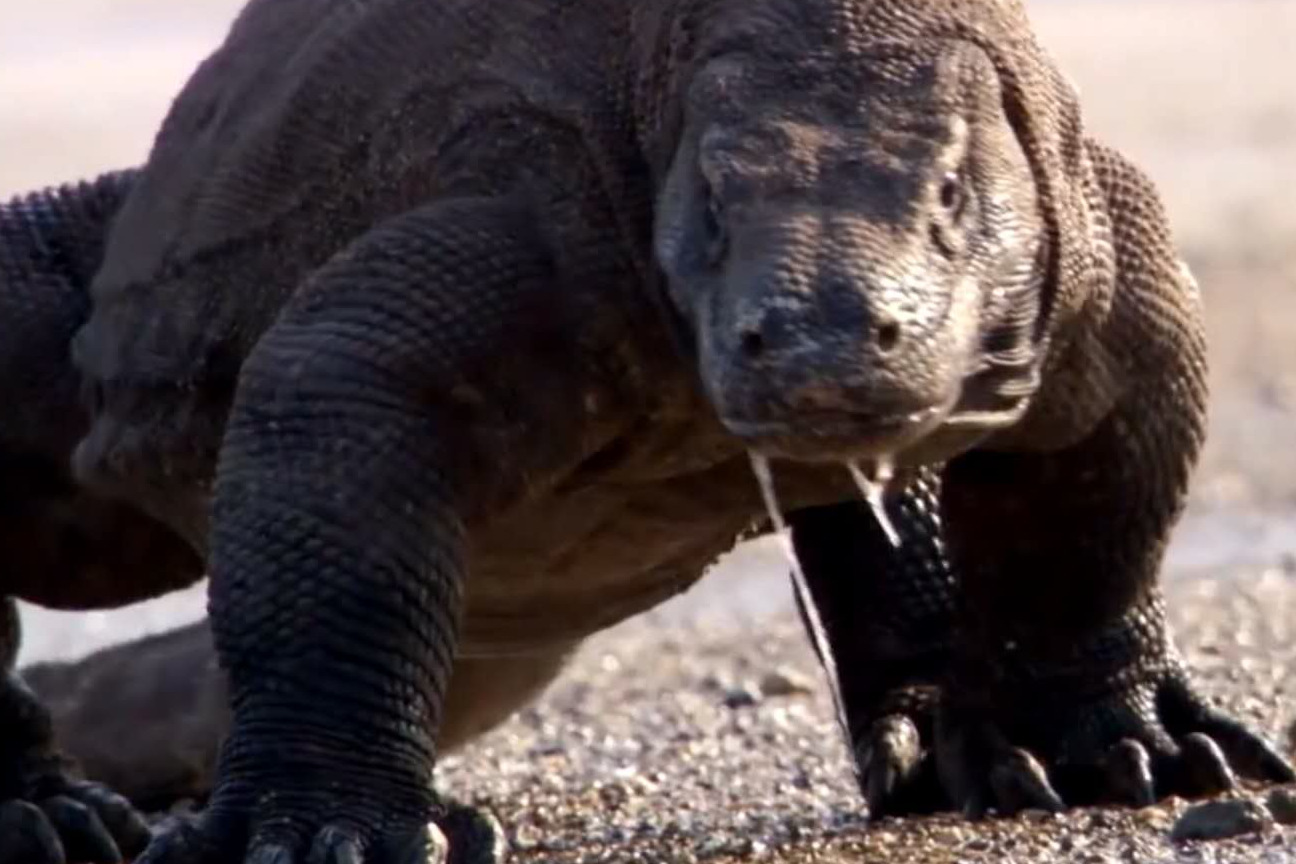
[0,172,188,862]
[0,1,1292,862]
[23,621,572,813]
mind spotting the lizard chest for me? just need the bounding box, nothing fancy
[456,427,859,656]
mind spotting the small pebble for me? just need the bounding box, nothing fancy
[1170,798,1272,842]
[723,684,762,709]
[1133,807,1172,829]
[1265,786,1296,825]
[758,668,816,698]
[1080,853,1120,864]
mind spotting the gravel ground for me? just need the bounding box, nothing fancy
[397,546,1293,864]
[420,547,1296,864]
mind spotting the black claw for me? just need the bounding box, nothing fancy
[989,748,1064,816]
[1197,711,1296,784]
[960,795,990,822]
[0,800,66,864]
[307,827,364,864]
[1176,732,1237,797]
[135,817,218,864]
[247,843,298,864]
[385,822,449,864]
[40,795,122,863]
[936,716,990,818]
[860,715,923,818]
[863,757,902,817]
[440,805,509,864]
[1104,739,1155,807]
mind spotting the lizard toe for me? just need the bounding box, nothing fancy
[132,809,224,864]
[0,770,150,863]
[987,746,1064,817]
[39,794,122,863]
[856,713,942,819]
[1158,675,1296,785]
[1100,739,1155,807]
[436,801,509,864]
[60,779,153,857]
[1171,732,1237,798]
[378,822,449,864]
[0,800,65,864]
[304,827,365,864]
[132,801,507,864]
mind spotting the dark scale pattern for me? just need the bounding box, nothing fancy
[0,0,1291,862]
[188,200,567,859]
[1,175,164,863]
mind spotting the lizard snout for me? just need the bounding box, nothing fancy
[733,300,904,366]
[707,304,958,461]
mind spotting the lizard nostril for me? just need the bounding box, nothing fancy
[739,328,766,359]
[875,320,901,354]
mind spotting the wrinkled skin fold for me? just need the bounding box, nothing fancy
[1,0,1293,862]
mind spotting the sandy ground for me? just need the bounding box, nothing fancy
[2,0,1296,861]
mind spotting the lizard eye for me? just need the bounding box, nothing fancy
[939,171,964,215]
[931,171,968,257]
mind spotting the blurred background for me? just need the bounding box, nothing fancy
[2,0,1294,664]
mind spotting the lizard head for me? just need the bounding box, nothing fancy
[654,9,1048,465]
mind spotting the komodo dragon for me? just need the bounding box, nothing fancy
[2,0,1293,861]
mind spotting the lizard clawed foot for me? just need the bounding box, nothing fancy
[134,793,508,864]
[0,770,152,864]
[935,661,1295,818]
[137,811,451,864]
[1,664,153,863]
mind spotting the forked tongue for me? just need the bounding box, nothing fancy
[847,458,901,548]
[747,453,853,748]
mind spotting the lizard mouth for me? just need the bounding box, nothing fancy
[721,404,949,463]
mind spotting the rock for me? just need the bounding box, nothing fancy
[1265,786,1296,825]
[758,668,816,698]
[723,684,762,709]
[1170,798,1272,842]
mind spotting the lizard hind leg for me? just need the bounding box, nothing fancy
[0,599,152,864]
[1,170,174,864]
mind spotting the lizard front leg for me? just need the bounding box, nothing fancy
[932,148,1295,815]
[788,469,953,818]
[126,196,599,864]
